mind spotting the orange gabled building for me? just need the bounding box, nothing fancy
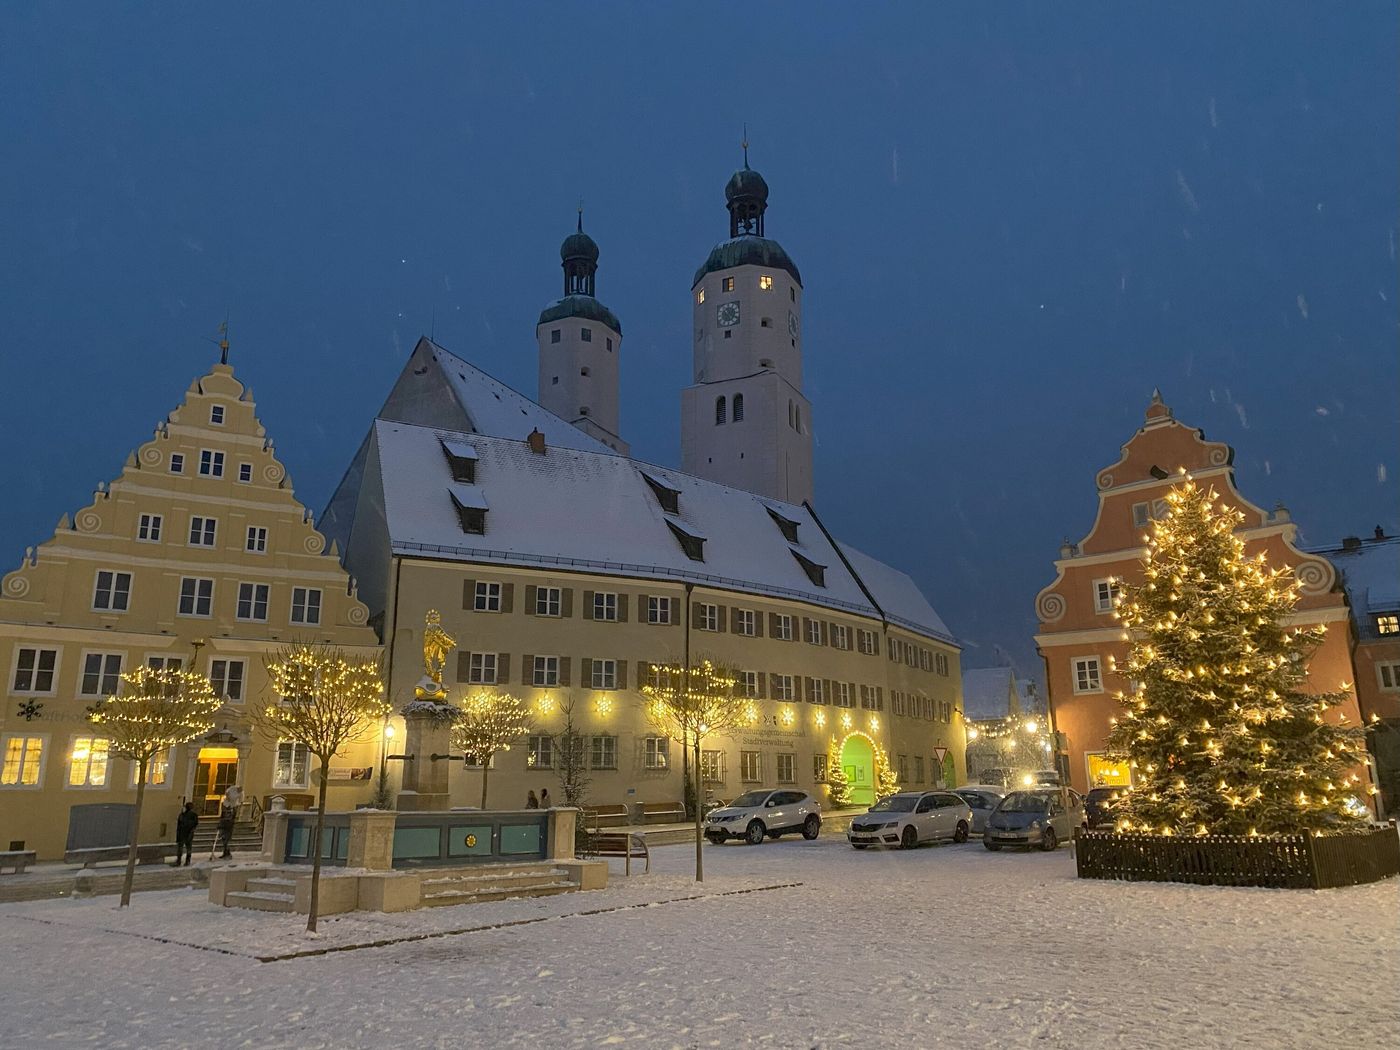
[1034,391,1363,795]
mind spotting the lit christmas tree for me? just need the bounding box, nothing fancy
[824,739,852,806]
[1105,477,1367,836]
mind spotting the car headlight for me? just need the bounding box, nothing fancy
[1030,820,1041,829]
[880,821,897,830]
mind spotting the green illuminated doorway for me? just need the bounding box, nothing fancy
[840,734,875,807]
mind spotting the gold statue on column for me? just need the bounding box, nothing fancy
[415,609,456,700]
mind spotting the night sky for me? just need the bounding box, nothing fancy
[1,3,1395,680]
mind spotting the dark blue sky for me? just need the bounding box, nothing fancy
[2,3,1395,679]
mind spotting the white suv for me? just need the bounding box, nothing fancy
[705,789,822,845]
[847,790,973,850]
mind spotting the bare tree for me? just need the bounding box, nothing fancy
[87,663,221,908]
[547,693,592,853]
[250,643,387,933]
[640,659,745,882]
[451,690,533,808]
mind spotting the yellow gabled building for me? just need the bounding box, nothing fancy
[0,358,380,860]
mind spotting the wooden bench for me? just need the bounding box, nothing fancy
[64,844,178,868]
[581,804,631,830]
[585,831,650,875]
[0,850,37,875]
[637,801,686,824]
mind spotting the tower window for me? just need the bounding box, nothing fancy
[724,330,732,339]
[760,318,772,328]
[715,396,727,425]
[579,406,590,416]
[733,394,744,422]
[581,328,592,342]
[551,329,561,343]
[697,288,705,304]
[759,275,773,290]
[790,287,796,301]
[552,376,559,385]
[580,367,590,377]
[606,337,613,352]
[722,277,735,292]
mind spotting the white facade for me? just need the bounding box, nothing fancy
[536,312,625,455]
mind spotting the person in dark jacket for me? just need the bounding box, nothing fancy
[526,790,539,809]
[174,802,199,866]
[539,788,551,809]
[216,788,238,859]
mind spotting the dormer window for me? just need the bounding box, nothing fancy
[666,520,706,562]
[641,473,681,515]
[439,438,478,483]
[791,549,826,588]
[449,485,488,535]
[765,507,800,544]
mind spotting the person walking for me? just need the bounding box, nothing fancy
[173,802,199,867]
[539,788,551,809]
[525,790,539,809]
[216,788,238,859]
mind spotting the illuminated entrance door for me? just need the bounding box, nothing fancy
[840,735,875,807]
[194,747,239,816]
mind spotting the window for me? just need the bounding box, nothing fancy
[715,396,727,425]
[580,327,592,343]
[735,609,756,636]
[550,329,561,343]
[836,682,852,708]
[733,394,744,421]
[291,587,322,625]
[178,577,214,617]
[535,587,561,616]
[238,463,253,483]
[646,596,672,625]
[592,592,618,621]
[468,652,498,685]
[198,449,225,477]
[914,756,925,784]
[475,582,503,612]
[591,659,618,690]
[644,737,669,770]
[790,287,796,302]
[697,603,719,632]
[209,659,245,702]
[807,677,825,705]
[774,614,793,641]
[888,639,900,663]
[134,747,173,786]
[606,337,613,352]
[898,755,909,781]
[919,649,931,671]
[236,582,269,622]
[1378,662,1400,691]
[533,656,559,687]
[1131,500,1168,529]
[169,453,184,474]
[1377,615,1400,636]
[92,570,132,612]
[701,750,725,782]
[641,473,681,514]
[243,526,267,553]
[274,741,311,788]
[773,674,795,702]
[590,735,617,770]
[79,653,123,698]
[811,755,828,783]
[740,751,762,782]
[188,516,217,547]
[206,403,224,425]
[67,736,110,787]
[666,521,706,562]
[147,655,183,672]
[801,619,818,645]
[1,734,46,787]
[1094,578,1121,614]
[906,644,917,667]
[137,513,162,542]
[831,624,850,650]
[740,671,760,698]
[857,630,878,655]
[696,288,705,304]
[1073,657,1103,694]
[527,734,554,770]
[935,652,950,677]
[759,274,773,290]
[776,753,794,782]
[722,276,735,292]
[791,550,826,588]
[12,648,58,694]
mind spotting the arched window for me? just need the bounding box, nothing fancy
[715,396,727,425]
[732,394,744,422]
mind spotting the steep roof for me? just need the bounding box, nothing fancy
[837,542,953,641]
[961,667,1018,720]
[1314,535,1399,616]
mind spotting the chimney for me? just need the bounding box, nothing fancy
[1341,536,1362,551]
[1376,526,1387,541]
[526,428,546,455]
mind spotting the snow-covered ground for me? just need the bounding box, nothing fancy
[1,835,1395,1049]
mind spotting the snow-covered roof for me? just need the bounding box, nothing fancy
[441,438,478,461]
[961,667,1018,720]
[447,483,488,511]
[1316,535,1399,616]
[370,418,957,645]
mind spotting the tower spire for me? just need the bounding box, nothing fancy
[741,123,749,168]
[577,198,584,233]
[215,317,230,365]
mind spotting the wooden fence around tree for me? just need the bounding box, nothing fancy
[1075,824,1400,889]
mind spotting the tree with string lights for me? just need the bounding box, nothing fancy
[1104,476,1367,836]
[451,690,533,809]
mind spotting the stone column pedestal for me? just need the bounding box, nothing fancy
[547,807,579,861]
[347,810,398,871]
[395,702,456,811]
[261,811,289,863]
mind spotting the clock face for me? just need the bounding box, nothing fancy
[717,301,740,327]
[787,310,799,337]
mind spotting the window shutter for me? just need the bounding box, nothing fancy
[692,601,705,624]
[497,654,510,684]
[562,588,574,617]
[456,652,470,682]
[637,661,650,687]
[872,633,880,656]
[617,594,629,622]
[560,657,571,686]
[803,677,814,702]
[731,608,742,634]
[756,673,766,699]
[768,612,779,637]
[581,657,593,685]
[876,686,884,711]
[462,579,476,610]
[754,612,764,638]
[771,673,782,700]
[616,660,628,690]
[522,654,534,685]
[717,606,727,632]
[820,621,829,646]
[669,597,679,625]
[524,585,536,615]
[583,591,594,619]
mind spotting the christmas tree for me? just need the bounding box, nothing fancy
[824,739,852,807]
[1105,477,1366,836]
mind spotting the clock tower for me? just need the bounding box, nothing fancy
[680,152,812,504]
[536,213,629,455]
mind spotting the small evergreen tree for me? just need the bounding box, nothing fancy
[1105,478,1366,836]
[824,739,852,807]
[451,690,533,808]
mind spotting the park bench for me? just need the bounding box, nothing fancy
[0,850,37,875]
[585,831,650,876]
[637,801,686,824]
[581,804,630,830]
[64,843,178,868]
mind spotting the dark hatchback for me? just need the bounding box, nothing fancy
[1083,786,1124,829]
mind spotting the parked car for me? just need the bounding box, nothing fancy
[976,768,1013,788]
[847,790,973,850]
[952,786,1006,834]
[704,789,821,845]
[1083,786,1123,829]
[983,789,1085,851]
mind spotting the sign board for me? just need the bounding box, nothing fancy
[326,767,373,781]
[933,747,948,765]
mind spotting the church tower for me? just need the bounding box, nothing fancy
[680,151,812,504]
[536,214,628,455]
